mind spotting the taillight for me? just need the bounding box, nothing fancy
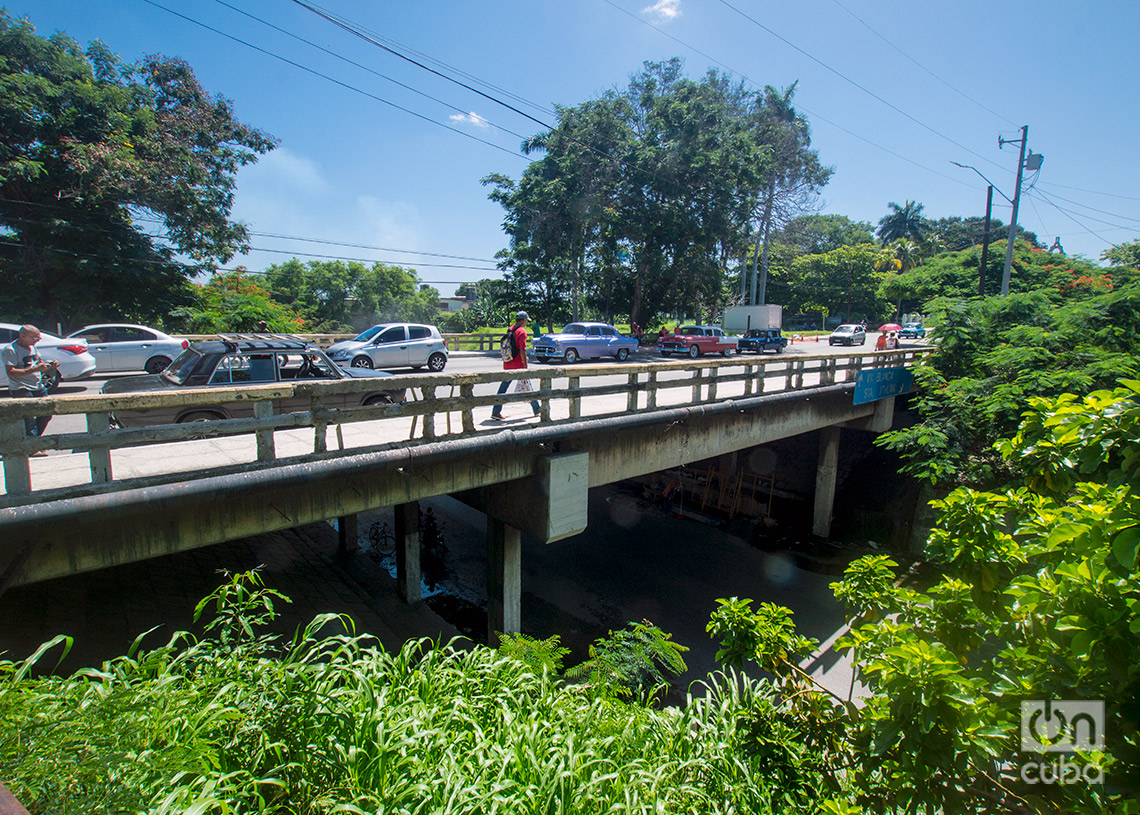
[58,344,87,355]
[181,339,189,349]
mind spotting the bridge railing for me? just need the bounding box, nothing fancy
[180,332,506,352]
[0,349,927,503]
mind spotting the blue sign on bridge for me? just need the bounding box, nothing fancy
[854,367,913,405]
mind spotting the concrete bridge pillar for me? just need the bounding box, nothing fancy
[813,426,841,538]
[394,501,421,603]
[487,516,521,645]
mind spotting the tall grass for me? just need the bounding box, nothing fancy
[1,572,827,813]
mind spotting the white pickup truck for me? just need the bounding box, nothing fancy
[658,325,739,358]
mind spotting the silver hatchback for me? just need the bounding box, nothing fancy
[326,323,448,372]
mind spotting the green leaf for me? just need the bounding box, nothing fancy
[1112,524,1140,569]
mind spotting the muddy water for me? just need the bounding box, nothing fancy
[351,481,879,699]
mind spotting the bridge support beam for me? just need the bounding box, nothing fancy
[813,426,841,538]
[337,513,358,552]
[395,501,421,603]
[487,517,521,644]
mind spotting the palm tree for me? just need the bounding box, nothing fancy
[876,200,929,244]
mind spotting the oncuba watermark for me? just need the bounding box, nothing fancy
[1020,700,1104,785]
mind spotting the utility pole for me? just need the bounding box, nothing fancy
[999,125,1029,296]
[980,185,993,297]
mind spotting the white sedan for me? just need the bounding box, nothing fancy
[67,323,189,374]
[0,322,97,392]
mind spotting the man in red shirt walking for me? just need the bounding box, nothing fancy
[490,311,541,421]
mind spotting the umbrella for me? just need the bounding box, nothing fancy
[878,323,902,332]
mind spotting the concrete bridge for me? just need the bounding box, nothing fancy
[0,349,924,639]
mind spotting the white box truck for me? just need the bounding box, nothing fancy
[723,305,782,334]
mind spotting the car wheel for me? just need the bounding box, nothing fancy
[351,356,374,369]
[363,393,394,406]
[535,355,549,363]
[144,355,172,374]
[721,347,732,357]
[615,347,630,362]
[42,367,61,393]
[688,345,700,359]
[178,411,224,423]
[860,336,866,345]
[829,340,836,346]
[427,352,447,372]
[564,348,579,364]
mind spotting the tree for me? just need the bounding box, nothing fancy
[877,273,1133,489]
[262,259,440,331]
[486,59,784,330]
[928,215,1040,253]
[771,213,874,256]
[710,384,1140,812]
[780,243,888,323]
[1102,238,1140,272]
[744,82,833,306]
[168,269,304,333]
[876,200,929,244]
[0,12,275,328]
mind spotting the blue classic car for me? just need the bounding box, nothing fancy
[532,322,639,364]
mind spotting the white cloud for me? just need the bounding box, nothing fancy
[238,146,329,194]
[229,149,426,271]
[641,0,681,22]
[448,111,490,129]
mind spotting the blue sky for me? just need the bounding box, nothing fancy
[12,0,1140,293]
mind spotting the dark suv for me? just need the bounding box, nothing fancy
[737,328,788,354]
[103,334,404,427]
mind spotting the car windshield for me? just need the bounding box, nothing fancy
[163,348,203,384]
[562,323,586,334]
[351,325,388,342]
[835,326,854,333]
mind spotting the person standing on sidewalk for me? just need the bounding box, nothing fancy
[3,324,57,454]
[490,311,540,421]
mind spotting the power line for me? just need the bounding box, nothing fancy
[1,198,500,264]
[139,0,528,161]
[0,238,496,285]
[288,0,555,132]
[209,0,533,145]
[1024,190,1121,247]
[600,0,980,190]
[826,0,1017,127]
[1038,183,1140,203]
[293,0,556,119]
[713,0,1008,173]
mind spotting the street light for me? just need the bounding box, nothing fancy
[950,161,1008,297]
[949,161,1012,204]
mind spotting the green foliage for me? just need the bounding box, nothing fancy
[496,631,570,674]
[876,200,929,244]
[1100,238,1140,270]
[486,59,830,329]
[2,572,833,814]
[168,269,305,333]
[877,281,1140,488]
[262,259,441,332]
[565,620,689,702]
[0,12,275,328]
[772,214,875,256]
[708,386,1140,812]
[781,243,889,322]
